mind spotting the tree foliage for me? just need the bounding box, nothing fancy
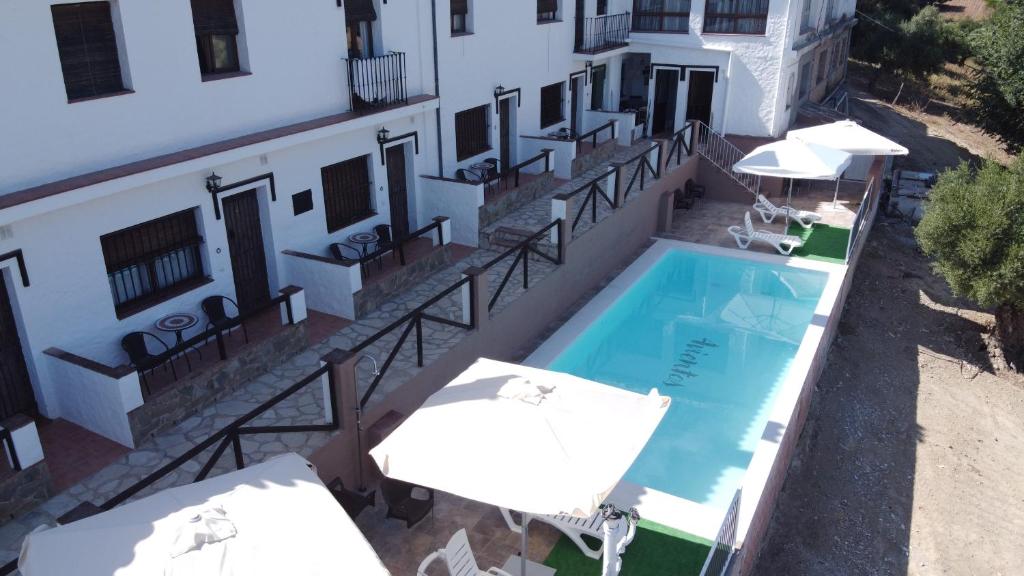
[968,0,1024,150]
[915,156,1024,311]
[852,5,970,79]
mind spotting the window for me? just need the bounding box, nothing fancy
[455,105,490,160]
[540,82,565,128]
[800,0,812,31]
[101,209,205,314]
[785,73,796,109]
[538,0,558,22]
[322,155,374,232]
[191,0,241,76]
[51,2,126,101]
[798,61,812,100]
[451,0,469,33]
[632,0,691,33]
[346,0,377,58]
[597,0,608,15]
[703,0,769,34]
[816,50,828,84]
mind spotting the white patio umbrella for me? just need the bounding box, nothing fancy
[19,453,390,576]
[369,358,670,576]
[733,139,852,224]
[787,120,908,207]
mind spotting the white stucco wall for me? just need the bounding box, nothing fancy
[416,177,482,247]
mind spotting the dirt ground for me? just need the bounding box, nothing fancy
[752,217,1024,575]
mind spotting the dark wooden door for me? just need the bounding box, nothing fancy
[574,0,585,50]
[499,98,512,175]
[223,189,271,312]
[651,69,679,137]
[685,70,715,126]
[0,275,35,420]
[591,64,606,110]
[570,77,580,134]
[386,145,410,239]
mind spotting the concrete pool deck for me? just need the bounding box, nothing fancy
[524,238,849,551]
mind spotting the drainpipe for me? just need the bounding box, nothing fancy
[429,0,444,176]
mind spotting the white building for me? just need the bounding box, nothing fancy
[0,0,854,479]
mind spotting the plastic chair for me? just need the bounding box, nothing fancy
[121,331,178,396]
[201,295,248,344]
[381,477,434,528]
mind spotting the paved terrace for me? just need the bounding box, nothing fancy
[0,139,666,567]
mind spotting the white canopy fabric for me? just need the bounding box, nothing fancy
[19,453,390,576]
[369,358,670,519]
[732,139,853,179]
[787,120,909,156]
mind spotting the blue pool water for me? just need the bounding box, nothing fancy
[548,249,828,510]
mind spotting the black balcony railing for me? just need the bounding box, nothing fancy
[346,51,408,113]
[575,12,631,54]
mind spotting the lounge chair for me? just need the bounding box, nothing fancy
[753,194,822,229]
[728,212,804,256]
[417,528,513,576]
[498,506,638,560]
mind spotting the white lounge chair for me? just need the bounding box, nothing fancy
[753,194,822,229]
[417,528,513,576]
[728,212,804,256]
[498,506,638,560]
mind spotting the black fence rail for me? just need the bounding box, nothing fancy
[353,275,475,409]
[620,143,662,202]
[480,219,563,312]
[355,217,445,270]
[665,120,696,169]
[576,120,616,153]
[575,12,631,54]
[500,149,553,191]
[347,51,408,112]
[559,168,618,232]
[0,428,20,472]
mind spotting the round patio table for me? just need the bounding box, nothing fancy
[155,312,199,347]
[349,231,379,256]
[470,161,495,193]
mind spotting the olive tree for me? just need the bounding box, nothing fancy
[915,157,1024,370]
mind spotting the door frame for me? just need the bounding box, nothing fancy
[569,73,585,135]
[684,69,716,127]
[0,266,39,419]
[220,186,275,311]
[650,67,680,137]
[497,94,518,174]
[383,141,415,238]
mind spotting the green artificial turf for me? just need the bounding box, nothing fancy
[786,223,850,264]
[542,519,712,576]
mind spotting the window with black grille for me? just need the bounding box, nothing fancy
[538,0,558,21]
[101,209,205,314]
[451,0,469,33]
[540,82,564,128]
[51,2,126,101]
[191,0,241,76]
[455,105,490,161]
[322,155,374,232]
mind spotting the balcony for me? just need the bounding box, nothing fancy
[574,12,632,54]
[346,51,408,113]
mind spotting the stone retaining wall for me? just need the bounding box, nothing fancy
[571,139,619,178]
[0,462,52,524]
[478,172,556,230]
[352,245,454,319]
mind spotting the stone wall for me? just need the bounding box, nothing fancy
[352,245,454,319]
[0,462,52,524]
[478,172,556,230]
[127,321,308,445]
[571,139,619,178]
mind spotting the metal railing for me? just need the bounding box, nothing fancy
[355,218,445,269]
[620,143,661,202]
[563,168,618,232]
[692,120,760,197]
[480,220,564,312]
[846,177,875,262]
[575,12,631,54]
[352,275,475,409]
[575,120,616,153]
[664,121,696,169]
[500,149,552,191]
[698,489,741,576]
[346,51,408,112]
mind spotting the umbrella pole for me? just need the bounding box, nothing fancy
[521,513,530,576]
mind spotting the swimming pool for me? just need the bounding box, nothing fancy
[532,244,830,511]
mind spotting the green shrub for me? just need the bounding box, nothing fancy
[968,0,1024,150]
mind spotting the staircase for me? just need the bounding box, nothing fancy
[691,121,760,197]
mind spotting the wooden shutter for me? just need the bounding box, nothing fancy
[51,2,124,100]
[451,0,469,15]
[538,0,558,14]
[345,0,378,22]
[100,210,201,273]
[322,156,373,232]
[455,105,489,160]
[190,0,239,35]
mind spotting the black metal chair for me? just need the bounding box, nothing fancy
[673,187,695,211]
[201,295,248,345]
[326,477,376,519]
[372,224,400,270]
[121,331,178,396]
[330,242,363,264]
[685,178,706,207]
[483,157,501,183]
[380,477,434,528]
[455,169,482,183]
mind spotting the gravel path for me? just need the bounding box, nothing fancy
[752,219,1024,575]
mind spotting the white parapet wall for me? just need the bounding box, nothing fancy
[522,136,574,180]
[417,176,483,247]
[283,252,361,320]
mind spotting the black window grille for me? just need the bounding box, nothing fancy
[322,155,374,232]
[540,82,564,128]
[101,209,205,313]
[703,0,769,34]
[455,105,490,161]
[51,2,125,101]
[538,0,558,21]
[191,0,241,75]
[597,0,608,15]
[632,0,690,33]
[451,0,468,33]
